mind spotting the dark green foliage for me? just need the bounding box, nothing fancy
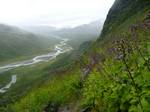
[81,29,150,111]
[101,0,150,38]
[11,69,81,112]
[80,6,150,111]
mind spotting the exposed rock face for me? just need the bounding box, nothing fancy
[81,53,105,80]
[148,11,150,17]
[44,103,80,112]
[44,102,59,112]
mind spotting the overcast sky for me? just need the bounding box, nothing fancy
[0,0,115,28]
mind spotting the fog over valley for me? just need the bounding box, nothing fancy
[0,0,114,28]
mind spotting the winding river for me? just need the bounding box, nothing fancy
[0,75,17,93]
[0,37,72,93]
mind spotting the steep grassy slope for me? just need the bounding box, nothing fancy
[4,1,150,112]
[78,0,150,111]
[101,0,150,39]
[0,24,58,64]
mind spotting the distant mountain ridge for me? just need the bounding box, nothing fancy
[53,20,102,48]
[22,20,102,48]
[0,24,28,34]
[0,24,58,63]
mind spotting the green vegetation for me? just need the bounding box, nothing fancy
[0,60,54,110]
[101,0,150,39]
[81,29,150,111]
[10,25,150,111]
[1,0,150,112]
[0,43,91,111]
[11,68,81,112]
[79,0,150,111]
[0,24,59,64]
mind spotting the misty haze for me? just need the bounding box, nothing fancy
[0,0,150,112]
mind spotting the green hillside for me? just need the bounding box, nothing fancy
[0,24,58,64]
[1,0,150,112]
[101,0,150,39]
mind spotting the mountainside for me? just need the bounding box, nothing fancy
[1,1,150,112]
[101,0,150,39]
[54,20,101,48]
[56,20,101,37]
[23,20,101,49]
[0,24,58,64]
